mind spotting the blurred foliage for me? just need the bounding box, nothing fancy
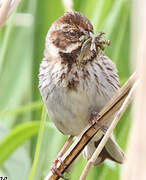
[0,0,132,179]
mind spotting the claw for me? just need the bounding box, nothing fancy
[89,111,108,133]
[50,135,73,179]
[51,156,71,179]
[51,164,69,180]
[58,157,71,173]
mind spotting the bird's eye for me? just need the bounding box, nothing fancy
[69,30,77,36]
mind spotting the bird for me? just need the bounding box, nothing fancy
[39,11,124,179]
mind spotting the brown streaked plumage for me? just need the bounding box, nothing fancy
[39,11,124,178]
[55,11,94,33]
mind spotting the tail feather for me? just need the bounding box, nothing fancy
[105,136,125,164]
[83,135,125,165]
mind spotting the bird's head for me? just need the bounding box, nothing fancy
[45,11,110,68]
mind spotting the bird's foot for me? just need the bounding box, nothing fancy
[51,157,70,180]
[51,135,73,179]
[89,111,108,133]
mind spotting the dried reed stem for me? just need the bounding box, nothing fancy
[121,0,146,179]
[8,0,21,17]
[0,0,22,28]
[61,0,74,12]
[45,72,137,180]
[80,80,138,180]
[0,0,11,28]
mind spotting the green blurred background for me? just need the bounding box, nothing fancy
[0,0,132,179]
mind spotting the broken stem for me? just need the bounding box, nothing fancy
[79,80,138,180]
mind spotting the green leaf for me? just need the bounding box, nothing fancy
[0,101,43,118]
[0,121,40,166]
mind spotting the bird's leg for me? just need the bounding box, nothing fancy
[51,135,73,180]
[52,135,73,166]
[89,111,108,133]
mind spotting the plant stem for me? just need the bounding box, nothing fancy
[29,106,47,180]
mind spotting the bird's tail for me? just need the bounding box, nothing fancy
[83,135,125,165]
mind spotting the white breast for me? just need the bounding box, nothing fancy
[39,54,120,136]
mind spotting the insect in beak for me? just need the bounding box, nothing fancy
[94,31,110,50]
[78,31,110,69]
[78,37,92,69]
[90,32,97,52]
